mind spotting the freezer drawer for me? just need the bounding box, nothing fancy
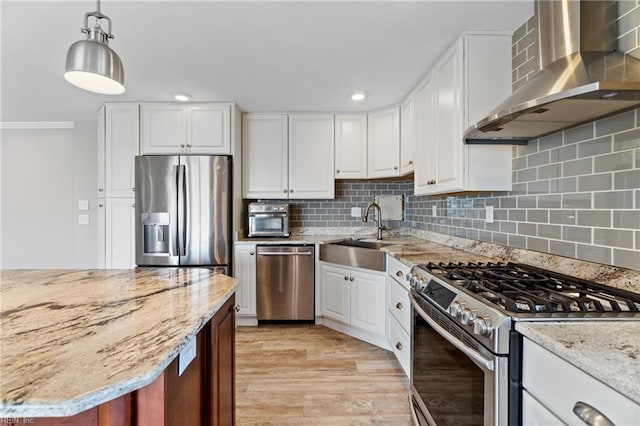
[256,245,315,321]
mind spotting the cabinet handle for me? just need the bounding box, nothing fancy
[249,251,255,256]
[409,160,413,165]
[573,402,615,426]
[283,189,288,193]
[349,276,354,282]
[395,270,403,277]
[98,188,103,192]
[396,302,403,310]
[395,342,403,351]
[98,203,104,208]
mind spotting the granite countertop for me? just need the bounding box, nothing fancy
[516,322,640,405]
[0,268,237,418]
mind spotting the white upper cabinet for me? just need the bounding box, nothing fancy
[367,106,400,178]
[400,94,415,175]
[242,113,289,198]
[242,113,335,199]
[140,103,231,154]
[99,104,140,199]
[334,114,368,179]
[288,114,335,198]
[414,32,513,196]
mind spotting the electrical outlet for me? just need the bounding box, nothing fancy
[351,207,362,218]
[78,214,90,225]
[485,205,494,223]
[432,205,437,217]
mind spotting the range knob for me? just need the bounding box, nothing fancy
[415,278,427,292]
[407,273,417,287]
[460,308,477,325]
[448,301,465,318]
[472,317,492,337]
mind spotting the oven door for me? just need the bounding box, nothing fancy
[248,213,289,237]
[409,291,508,426]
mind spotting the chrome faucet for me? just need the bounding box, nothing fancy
[362,201,384,240]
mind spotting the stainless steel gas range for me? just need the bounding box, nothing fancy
[407,261,640,426]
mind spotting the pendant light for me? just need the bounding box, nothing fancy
[64,0,125,95]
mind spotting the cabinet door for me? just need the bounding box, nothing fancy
[433,42,463,193]
[334,114,367,179]
[233,244,256,316]
[140,104,186,154]
[350,269,386,335]
[414,72,437,196]
[208,295,236,426]
[242,114,289,198]
[97,106,106,198]
[320,264,350,324]
[288,114,335,199]
[400,94,415,175]
[105,198,135,268]
[105,104,140,198]
[187,104,231,154]
[367,106,400,178]
[97,200,105,269]
[522,390,563,426]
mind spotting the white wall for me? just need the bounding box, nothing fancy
[0,121,98,268]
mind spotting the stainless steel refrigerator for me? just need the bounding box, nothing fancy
[134,155,231,272]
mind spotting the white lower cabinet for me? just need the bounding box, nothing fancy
[104,198,136,269]
[320,262,387,347]
[522,337,640,425]
[233,243,257,326]
[386,255,411,376]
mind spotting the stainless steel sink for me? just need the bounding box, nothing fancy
[319,239,394,271]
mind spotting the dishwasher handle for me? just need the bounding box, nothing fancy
[258,251,313,256]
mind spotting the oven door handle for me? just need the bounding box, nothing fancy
[411,294,495,373]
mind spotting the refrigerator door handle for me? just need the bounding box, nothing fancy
[177,164,187,256]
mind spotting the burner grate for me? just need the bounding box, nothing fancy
[418,262,640,314]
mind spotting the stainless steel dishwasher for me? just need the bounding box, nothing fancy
[256,245,315,321]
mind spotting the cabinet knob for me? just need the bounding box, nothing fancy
[395,342,403,351]
[289,189,294,193]
[132,187,135,191]
[336,169,340,174]
[395,270,403,277]
[283,189,288,193]
[180,144,186,148]
[349,276,354,282]
[98,188,103,192]
[393,166,398,171]
[249,251,255,256]
[186,144,192,148]
[344,276,349,281]
[234,305,241,312]
[409,160,413,165]
[396,302,403,310]
[98,203,104,208]
[131,204,135,208]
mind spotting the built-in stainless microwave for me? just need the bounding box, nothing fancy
[247,202,290,237]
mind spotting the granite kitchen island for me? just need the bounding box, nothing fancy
[0,268,237,425]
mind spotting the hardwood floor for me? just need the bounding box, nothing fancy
[235,324,412,425]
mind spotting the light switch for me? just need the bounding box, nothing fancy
[78,214,90,225]
[78,200,89,211]
[486,206,494,223]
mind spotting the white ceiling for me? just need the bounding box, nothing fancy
[0,1,533,123]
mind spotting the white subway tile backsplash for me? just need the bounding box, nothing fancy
[564,123,595,144]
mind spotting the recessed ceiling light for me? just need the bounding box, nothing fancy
[600,91,619,99]
[351,92,366,101]
[173,92,192,102]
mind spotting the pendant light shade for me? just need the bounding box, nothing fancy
[64,1,125,95]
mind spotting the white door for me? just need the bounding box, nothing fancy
[105,198,136,268]
[367,106,400,178]
[433,43,463,193]
[242,114,289,198]
[105,104,139,198]
[233,244,257,316]
[334,114,367,179]
[97,106,106,198]
[320,264,350,324]
[97,200,105,269]
[187,104,231,154]
[288,114,335,199]
[139,104,186,154]
[350,270,386,335]
[400,94,415,175]
[414,72,437,196]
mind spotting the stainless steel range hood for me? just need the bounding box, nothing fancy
[465,0,640,144]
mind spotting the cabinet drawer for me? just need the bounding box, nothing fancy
[388,279,410,332]
[388,315,410,377]
[386,255,410,290]
[522,337,640,425]
[522,390,563,426]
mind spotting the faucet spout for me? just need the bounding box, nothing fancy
[363,201,384,240]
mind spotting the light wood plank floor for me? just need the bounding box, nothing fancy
[236,324,412,425]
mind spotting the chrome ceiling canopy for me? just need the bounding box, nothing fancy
[465,0,640,144]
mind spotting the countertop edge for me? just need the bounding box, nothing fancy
[0,280,238,418]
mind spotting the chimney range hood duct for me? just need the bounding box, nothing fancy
[465,0,640,145]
